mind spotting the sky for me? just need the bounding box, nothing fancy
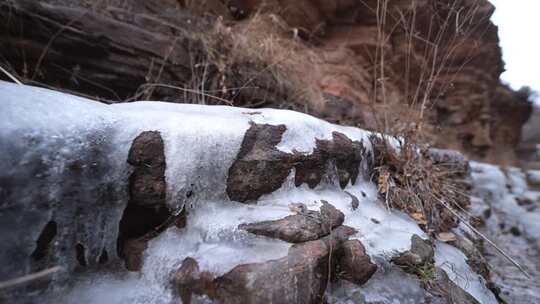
[490,0,540,102]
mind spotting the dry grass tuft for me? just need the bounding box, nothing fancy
[206,12,327,111]
[371,133,470,234]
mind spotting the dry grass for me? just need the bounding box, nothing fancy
[371,134,470,234]
[362,0,501,235]
[366,0,495,140]
[208,12,327,111]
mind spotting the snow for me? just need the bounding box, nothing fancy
[435,242,498,304]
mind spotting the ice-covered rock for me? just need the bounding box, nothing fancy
[0,81,495,303]
[470,161,540,303]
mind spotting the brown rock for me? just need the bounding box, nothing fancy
[227,123,368,202]
[172,226,370,304]
[239,201,345,243]
[174,257,215,304]
[213,225,358,304]
[320,200,345,226]
[295,132,366,189]
[294,147,327,189]
[122,238,148,272]
[117,131,173,271]
[127,131,166,207]
[392,234,434,267]
[326,132,365,188]
[226,122,296,203]
[337,240,377,285]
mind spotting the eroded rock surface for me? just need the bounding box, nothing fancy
[227,123,368,202]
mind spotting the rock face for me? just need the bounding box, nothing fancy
[519,104,540,169]
[177,0,532,162]
[199,0,525,166]
[0,82,496,303]
[1,0,532,164]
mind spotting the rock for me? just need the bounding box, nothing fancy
[0,82,497,303]
[172,226,364,304]
[239,201,345,243]
[117,131,173,271]
[429,267,481,304]
[213,240,330,304]
[320,200,345,227]
[470,162,540,303]
[227,122,369,203]
[239,213,324,243]
[345,191,360,210]
[212,226,359,304]
[336,240,377,285]
[427,148,469,176]
[213,0,529,163]
[121,238,147,272]
[324,132,365,188]
[0,0,202,102]
[392,234,434,267]
[126,131,166,207]
[226,122,295,203]
[327,261,439,304]
[451,234,489,280]
[174,257,215,304]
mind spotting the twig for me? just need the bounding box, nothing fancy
[0,266,63,290]
[138,83,234,105]
[0,65,22,85]
[433,196,531,279]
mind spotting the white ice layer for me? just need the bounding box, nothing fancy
[435,242,498,304]
[259,172,427,257]
[58,199,293,304]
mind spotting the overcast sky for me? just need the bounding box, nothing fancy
[490,0,540,102]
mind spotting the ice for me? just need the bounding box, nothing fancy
[471,161,540,241]
[435,242,497,304]
[328,261,431,304]
[260,172,427,258]
[527,169,540,185]
[0,81,487,303]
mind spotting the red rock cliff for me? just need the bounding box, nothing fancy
[0,0,532,163]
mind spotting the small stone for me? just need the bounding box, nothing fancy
[337,240,377,285]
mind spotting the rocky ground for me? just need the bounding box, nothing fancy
[470,162,540,303]
[0,81,508,303]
